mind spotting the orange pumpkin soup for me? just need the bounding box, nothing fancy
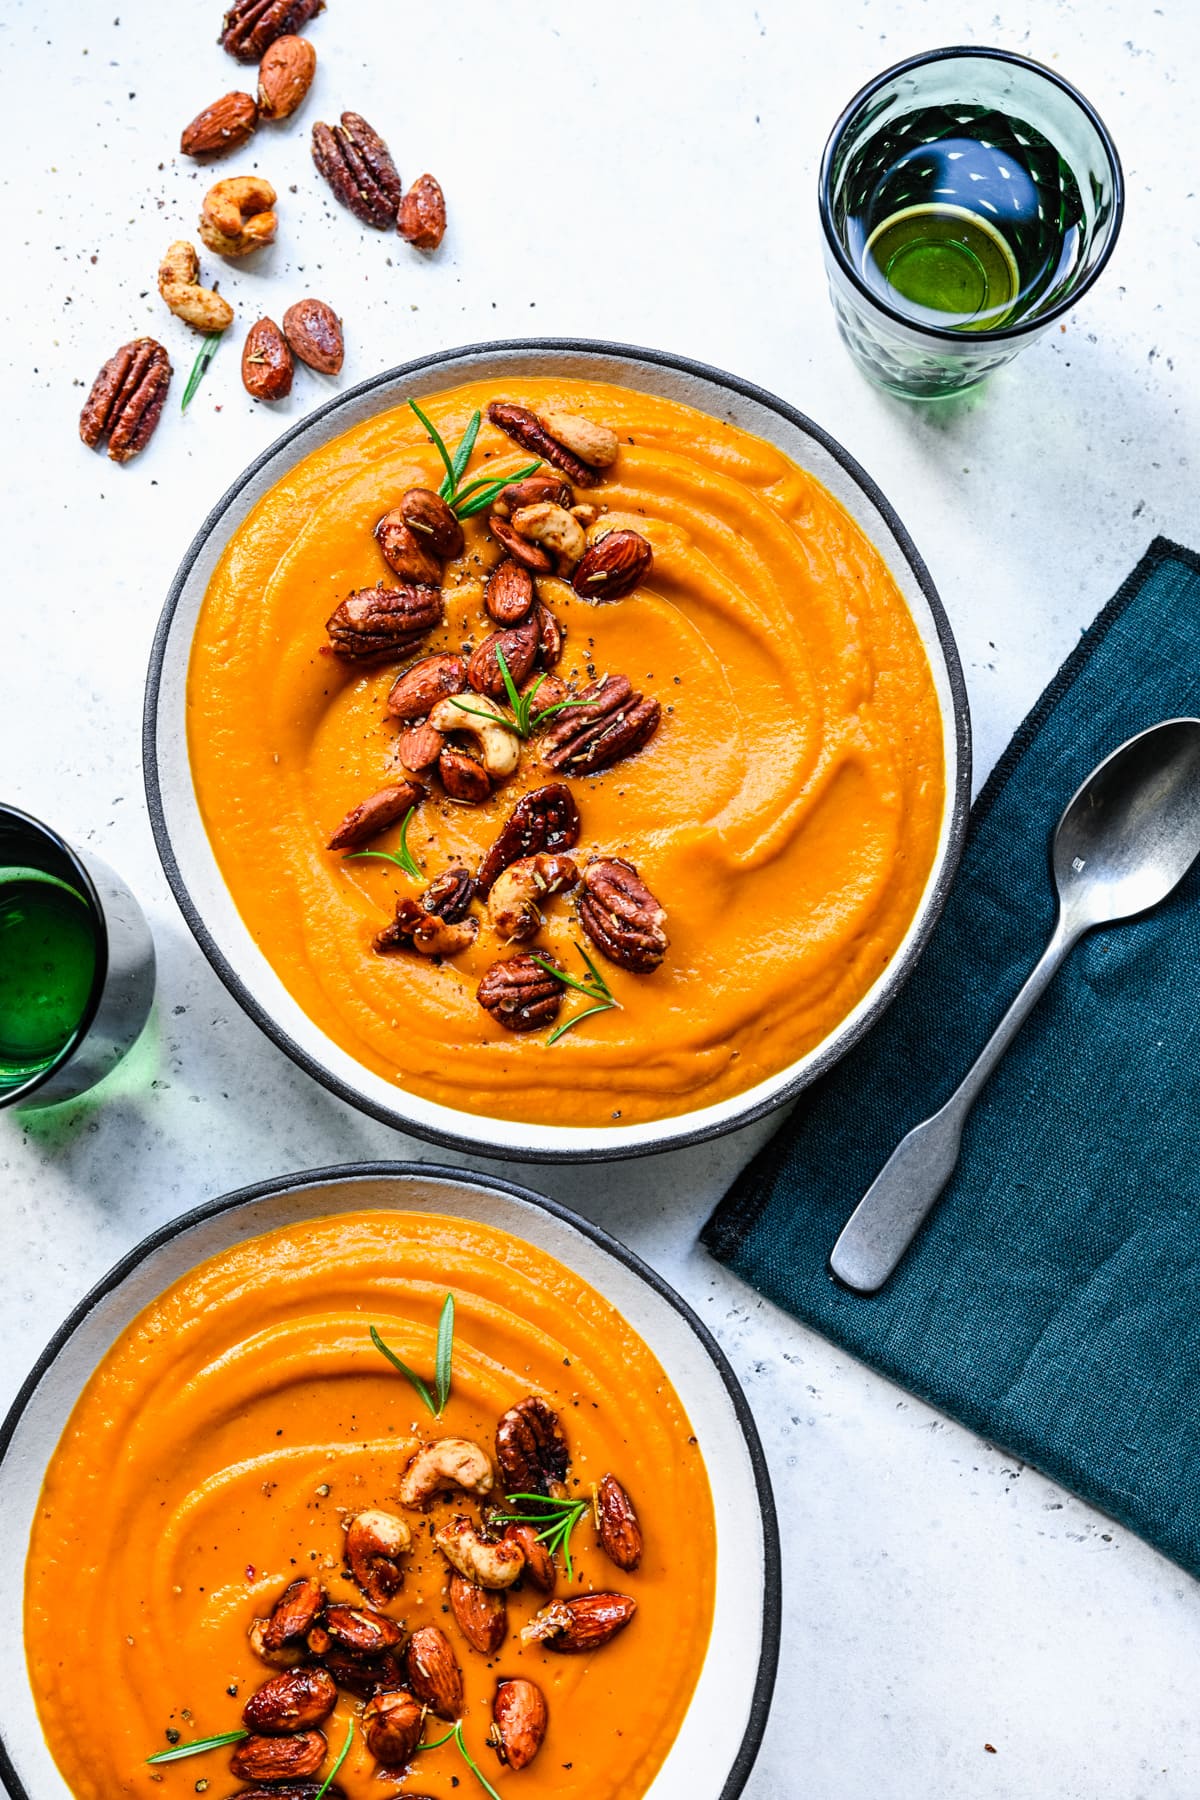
[25,1210,715,1800]
[187,377,945,1126]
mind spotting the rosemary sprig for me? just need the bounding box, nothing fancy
[450,649,590,742]
[490,1492,590,1580]
[531,943,619,1045]
[345,807,422,880]
[314,1721,353,1800]
[417,1721,503,1800]
[146,1729,249,1765]
[370,1291,455,1417]
[408,397,540,520]
[181,332,224,413]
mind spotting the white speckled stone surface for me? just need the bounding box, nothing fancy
[4,0,1200,1793]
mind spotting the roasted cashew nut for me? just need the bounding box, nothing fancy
[435,1514,525,1589]
[397,1436,494,1508]
[199,176,278,258]
[511,502,587,569]
[538,409,620,469]
[158,240,234,333]
[428,694,519,780]
[487,854,579,942]
[247,1617,304,1669]
[345,1509,411,1608]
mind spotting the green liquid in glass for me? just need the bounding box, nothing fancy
[864,203,1020,330]
[0,869,97,1085]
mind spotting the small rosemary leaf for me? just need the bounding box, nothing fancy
[409,398,457,491]
[453,1723,505,1800]
[147,1731,249,1765]
[451,698,521,733]
[450,410,482,487]
[495,646,524,717]
[314,1722,353,1800]
[529,952,606,1001]
[434,1291,455,1416]
[546,1000,616,1045]
[181,331,223,413]
[453,459,543,506]
[575,941,614,999]
[370,1324,437,1416]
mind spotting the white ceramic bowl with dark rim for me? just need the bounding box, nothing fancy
[0,1163,780,1800]
[144,339,971,1161]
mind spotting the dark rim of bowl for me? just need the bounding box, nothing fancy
[0,804,110,1109]
[818,45,1126,345]
[143,336,972,1162]
[0,1159,782,1800]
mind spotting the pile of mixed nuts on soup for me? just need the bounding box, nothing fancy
[219,1393,641,1791]
[325,397,670,1042]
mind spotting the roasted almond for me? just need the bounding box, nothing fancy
[397,173,447,249]
[242,317,294,401]
[439,746,491,804]
[594,1473,643,1571]
[489,514,553,574]
[405,1625,464,1720]
[503,1522,556,1592]
[321,1603,405,1657]
[230,1732,326,1782]
[448,1571,507,1655]
[282,298,344,374]
[491,1678,548,1771]
[361,1688,425,1764]
[257,34,317,119]
[181,90,258,157]
[375,510,443,585]
[242,1667,337,1734]
[520,1591,637,1653]
[485,558,535,626]
[467,614,540,698]
[397,721,445,772]
[571,528,653,601]
[399,487,464,559]
[327,779,424,851]
[261,1577,325,1651]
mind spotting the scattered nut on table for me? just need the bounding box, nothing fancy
[397,173,446,249]
[257,34,317,119]
[181,90,258,158]
[79,338,172,463]
[220,0,324,63]
[282,298,344,373]
[242,317,294,400]
[199,175,278,258]
[158,240,235,332]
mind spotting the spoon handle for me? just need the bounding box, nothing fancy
[828,914,1080,1294]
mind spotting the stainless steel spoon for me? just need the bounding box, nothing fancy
[829,716,1200,1295]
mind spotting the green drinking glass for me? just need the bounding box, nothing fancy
[0,805,156,1109]
[819,46,1124,398]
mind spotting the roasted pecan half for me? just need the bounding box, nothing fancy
[495,1395,569,1496]
[397,174,447,249]
[257,33,317,118]
[502,1523,556,1593]
[467,613,540,698]
[477,955,564,1034]
[181,91,258,157]
[476,784,581,896]
[484,558,535,626]
[487,401,606,488]
[242,1668,337,1735]
[572,528,653,601]
[345,1509,410,1609]
[282,298,343,373]
[491,1678,548,1772]
[398,1437,494,1508]
[79,338,171,464]
[579,857,667,973]
[230,1733,326,1782]
[320,1604,404,1658]
[399,487,464,558]
[242,317,293,401]
[327,779,423,852]
[220,0,323,61]
[439,747,491,804]
[374,894,478,958]
[594,1473,643,1571]
[449,1571,507,1655]
[386,652,466,720]
[261,1577,325,1653]
[362,1689,425,1765]
[312,111,402,228]
[435,1514,526,1588]
[422,865,475,921]
[541,675,660,776]
[519,1592,637,1654]
[225,1786,344,1800]
[406,1625,464,1720]
[489,514,552,574]
[326,584,442,661]
[490,472,573,518]
[486,853,578,942]
[375,511,443,586]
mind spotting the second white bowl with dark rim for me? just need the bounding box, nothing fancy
[0,1162,780,1800]
[145,338,971,1160]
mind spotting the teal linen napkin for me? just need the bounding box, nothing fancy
[703,538,1200,1578]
